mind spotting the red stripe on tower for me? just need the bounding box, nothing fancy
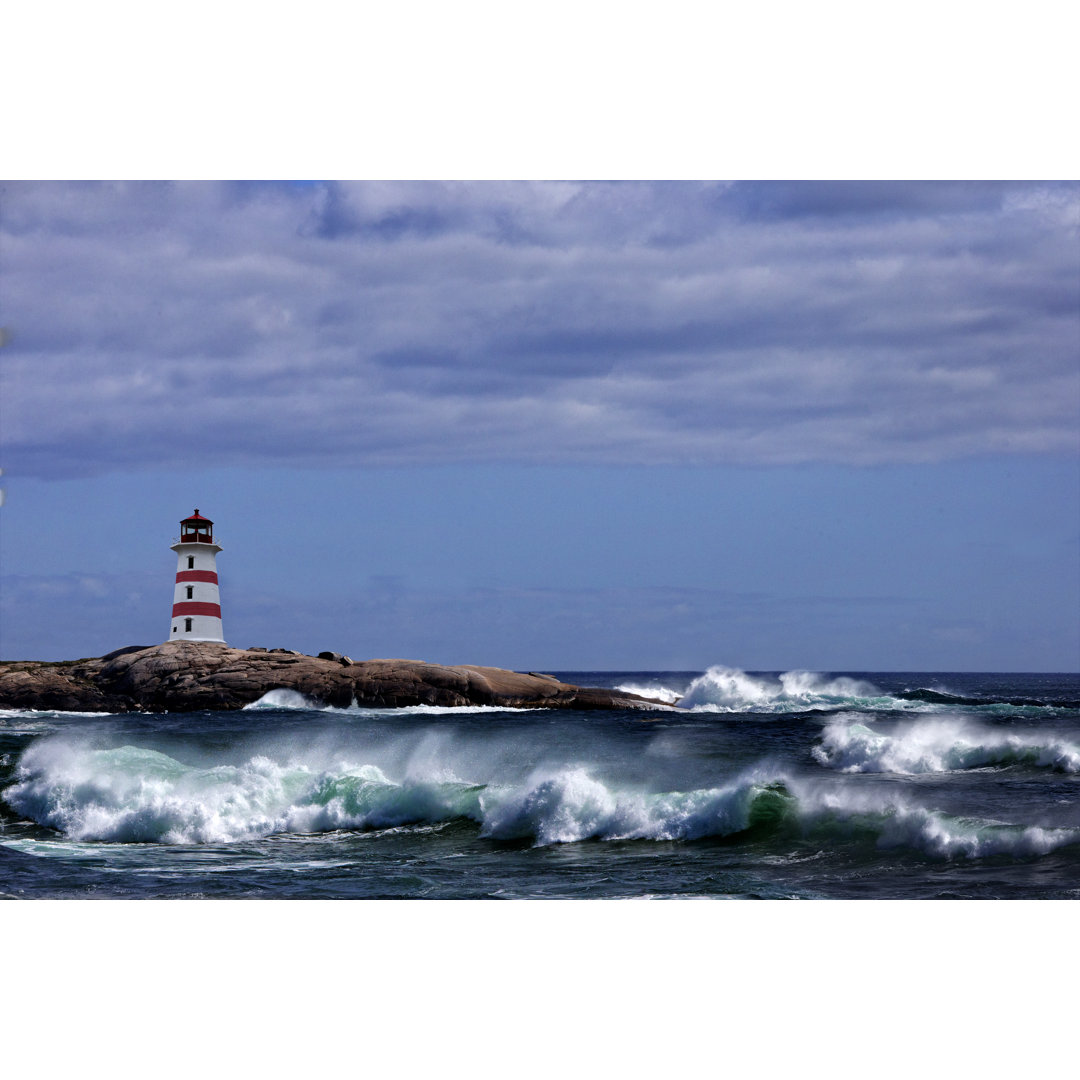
[169,508,226,644]
[172,601,222,618]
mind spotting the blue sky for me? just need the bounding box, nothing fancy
[2,181,1078,670]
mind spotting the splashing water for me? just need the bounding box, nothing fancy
[243,689,326,710]
[814,715,1080,774]
[613,682,683,705]
[5,737,1077,859]
[675,666,888,712]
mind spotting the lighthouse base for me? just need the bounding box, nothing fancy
[169,611,226,644]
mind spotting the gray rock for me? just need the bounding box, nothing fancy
[318,651,352,665]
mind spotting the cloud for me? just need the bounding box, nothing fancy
[2,180,1077,478]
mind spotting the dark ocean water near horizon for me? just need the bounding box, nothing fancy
[2,666,1077,900]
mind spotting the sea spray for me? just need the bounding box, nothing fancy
[613,682,683,705]
[676,667,890,713]
[7,736,1077,860]
[792,782,1079,859]
[477,762,798,844]
[814,715,1080,774]
[243,689,326,710]
[2,739,485,844]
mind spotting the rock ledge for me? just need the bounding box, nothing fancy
[0,642,675,713]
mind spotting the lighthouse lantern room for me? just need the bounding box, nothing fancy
[169,509,226,643]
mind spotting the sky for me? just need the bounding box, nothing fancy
[1,180,1078,670]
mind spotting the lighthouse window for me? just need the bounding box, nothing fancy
[186,586,194,599]
[188,557,195,569]
[184,618,193,633]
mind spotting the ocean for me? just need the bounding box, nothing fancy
[1,667,1077,900]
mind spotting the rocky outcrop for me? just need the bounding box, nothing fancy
[0,642,674,713]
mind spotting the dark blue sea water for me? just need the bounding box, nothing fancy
[2,667,1077,899]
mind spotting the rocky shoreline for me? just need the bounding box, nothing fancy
[0,641,676,713]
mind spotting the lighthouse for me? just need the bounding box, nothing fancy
[168,509,226,643]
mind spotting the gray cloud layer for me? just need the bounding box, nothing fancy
[3,181,1077,477]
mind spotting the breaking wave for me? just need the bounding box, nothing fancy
[1,741,485,844]
[4,739,1077,859]
[814,715,1080,774]
[786,783,1078,859]
[676,667,892,713]
[243,689,327,710]
[478,766,791,845]
[661,667,1073,715]
[613,682,682,705]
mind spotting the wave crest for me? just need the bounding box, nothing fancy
[242,689,327,710]
[814,716,1080,774]
[676,666,887,713]
[1,741,484,844]
[479,767,791,845]
[4,741,1077,859]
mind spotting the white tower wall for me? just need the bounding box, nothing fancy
[169,539,225,643]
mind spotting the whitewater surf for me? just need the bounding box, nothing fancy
[1,667,1077,898]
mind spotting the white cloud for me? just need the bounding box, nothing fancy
[2,180,1077,478]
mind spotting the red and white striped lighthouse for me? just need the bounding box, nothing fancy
[168,509,226,643]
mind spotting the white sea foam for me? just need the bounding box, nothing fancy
[675,666,889,713]
[0,715,58,735]
[478,765,786,844]
[242,689,539,715]
[613,683,683,705]
[5,738,1076,859]
[243,689,329,710]
[790,782,1077,859]
[361,704,543,716]
[814,715,1080,774]
[0,708,117,721]
[1,740,484,844]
